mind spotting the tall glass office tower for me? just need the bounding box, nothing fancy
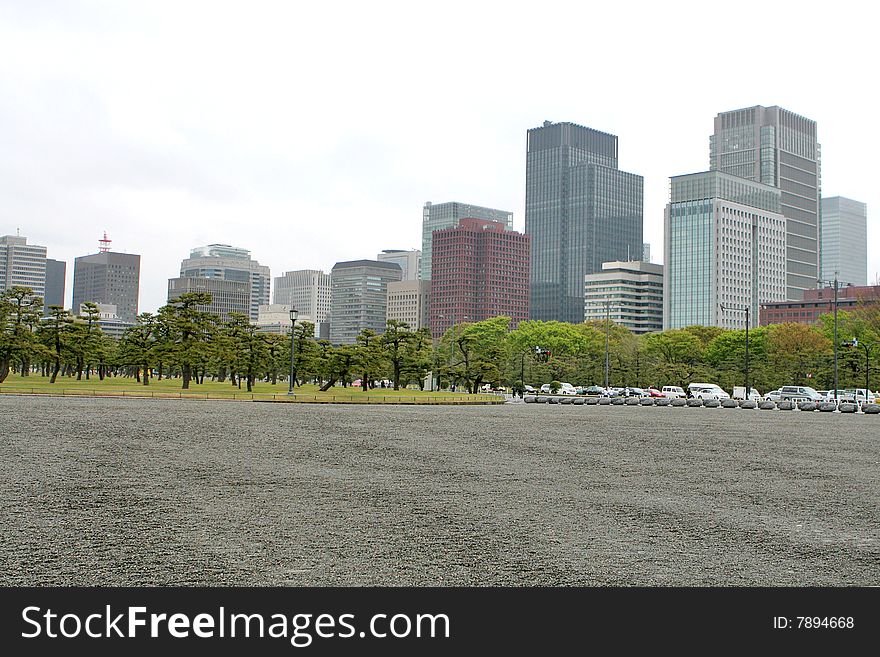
[820,196,867,286]
[710,105,820,300]
[525,121,643,323]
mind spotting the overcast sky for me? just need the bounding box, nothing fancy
[2,0,876,314]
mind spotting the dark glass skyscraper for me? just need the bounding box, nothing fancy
[525,121,643,323]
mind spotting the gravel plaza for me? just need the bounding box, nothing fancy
[1,396,877,586]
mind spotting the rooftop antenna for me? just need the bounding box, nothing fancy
[99,232,111,253]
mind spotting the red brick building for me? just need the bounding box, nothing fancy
[430,218,530,338]
[760,285,880,326]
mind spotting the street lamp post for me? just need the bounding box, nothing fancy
[604,299,610,391]
[287,307,298,395]
[720,303,750,398]
[818,274,848,402]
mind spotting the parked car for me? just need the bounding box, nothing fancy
[523,385,537,393]
[540,384,551,394]
[661,385,687,399]
[623,387,650,397]
[647,387,665,398]
[779,385,823,402]
[558,382,578,395]
[690,385,730,401]
[764,389,782,402]
[581,385,605,396]
[821,389,852,402]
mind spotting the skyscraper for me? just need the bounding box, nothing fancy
[43,258,66,313]
[180,244,270,322]
[820,196,867,286]
[73,238,140,323]
[710,105,820,300]
[273,270,331,324]
[167,277,250,322]
[329,260,402,345]
[0,235,47,301]
[663,171,786,330]
[430,218,530,338]
[525,120,644,324]
[421,201,512,281]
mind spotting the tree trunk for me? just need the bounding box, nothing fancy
[0,359,9,384]
[319,377,337,392]
[50,359,60,383]
[182,363,191,389]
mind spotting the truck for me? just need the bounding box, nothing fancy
[733,386,761,401]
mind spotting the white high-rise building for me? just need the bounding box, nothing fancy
[584,261,663,334]
[273,270,331,323]
[664,171,787,330]
[179,244,270,322]
[710,105,820,301]
[0,235,47,300]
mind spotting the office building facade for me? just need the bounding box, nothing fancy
[73,251,140,323]
[377,249,421,282]
[329,260,402,345]
[167,276,250,322]
[44,258,66,312]
[664,171,787,330]
[430,218,530,338]
[0,235,47,302]
[273,269,331,323]
[180,244,270,322]
[386,280,430,330]
[526,121,644,324]
[421,201,512,281]
[584,261,663,334]
[710,105,820,300]
[760,285,879,326]
[820,196,867,286]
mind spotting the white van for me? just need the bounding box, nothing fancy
[779,385,822,402]
[661,385,686,399]
[558,382,577,395]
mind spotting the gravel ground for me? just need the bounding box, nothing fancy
[1,396,877,586]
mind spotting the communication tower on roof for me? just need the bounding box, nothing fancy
[99,232,112,253]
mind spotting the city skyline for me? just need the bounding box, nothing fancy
[1,1,877,315]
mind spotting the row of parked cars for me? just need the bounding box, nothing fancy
[531,382,877,404]
[762,386,876,403]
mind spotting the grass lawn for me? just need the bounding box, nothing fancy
[0,374,501,404]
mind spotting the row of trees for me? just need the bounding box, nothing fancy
[2,285,878,393]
